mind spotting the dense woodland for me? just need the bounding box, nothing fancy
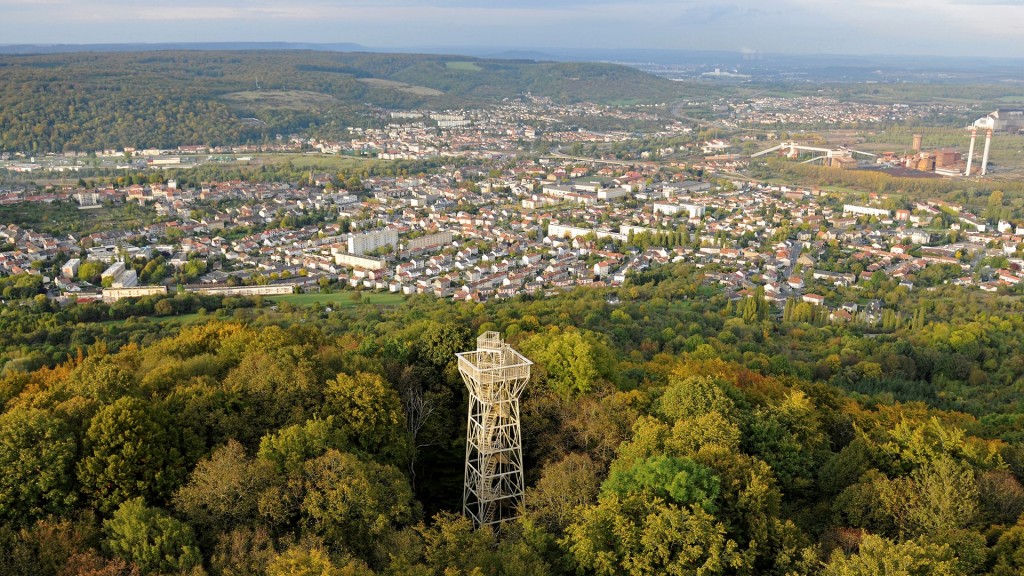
[1,264,1024,575]
[0,51,680,153]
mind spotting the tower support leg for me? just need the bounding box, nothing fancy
[965,128,976,176]
[981,129,993,176]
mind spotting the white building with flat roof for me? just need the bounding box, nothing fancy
[407,231,454,251]
[102,285,167,303]
[597,187,630,201]
[843,204,891,218]
[101,261,126,282]
[348,228,399,256]
[334,252,387,271]
[62,258,80,279]
[654,203,705,218]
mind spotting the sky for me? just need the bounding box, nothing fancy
[1,0,1023,58]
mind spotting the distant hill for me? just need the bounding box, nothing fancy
[0,50,680,153]
[478,50,559,61]
[0,42,370,55]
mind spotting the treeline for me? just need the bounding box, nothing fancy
[0,265,1021,574]
[0,291,259,375]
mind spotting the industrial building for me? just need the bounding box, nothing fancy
[972,109,1024,133]
[751,142,875,168]
[965,109,1024,176]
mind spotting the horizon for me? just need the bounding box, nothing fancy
[2,0,1023,59]
[3,41,1024,73]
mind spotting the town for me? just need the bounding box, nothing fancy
[0,167,1021,316]
[1,96,1022,324]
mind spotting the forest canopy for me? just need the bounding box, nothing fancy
[0,274,1023,575]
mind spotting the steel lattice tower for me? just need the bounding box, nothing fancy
[457,332,532,527]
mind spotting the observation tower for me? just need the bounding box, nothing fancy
[457,332,532,527]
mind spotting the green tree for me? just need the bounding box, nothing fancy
[344,176,363,191]
[878,455,978,537]
[666,411,742,456]
[173,439,274,539]
[821,533,956,576]
[414,321,472,386]
[524,453,603,532]
[65,355,137,404]
[103,497,201,575]
[219,346,321,448]
[77,260,106,284]
[991,516,1024,576]
[77,397,184,514]
[266,544,374,576]
[564,493,743,576]
[418,511,497,575]
[602,454,720,513]
[301,449,417,559]
[322,372,410,464]
[257,416,349,477]
[659,374,736,422]
[985,190,1004,222]
[153,299,174,316]
[0,407,77,525]
[743,391,829,496]
[523,328,608,397]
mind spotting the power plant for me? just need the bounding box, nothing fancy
[458,332,532,528]
[874,134,965,177]
[750,142,876,168]
[753,109,1023,179]
[964,109,1024,176]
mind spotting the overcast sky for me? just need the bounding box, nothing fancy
[2,0,1022,57]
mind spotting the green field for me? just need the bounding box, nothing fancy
[222,90,340,111]
[357,78,444,96]
[254,153,381,171]
[267,291,405,307]
[0,201,159,237]
[100,312,207,328]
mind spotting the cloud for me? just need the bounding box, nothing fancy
[0,0,1021,56]
[948,0,1024,4]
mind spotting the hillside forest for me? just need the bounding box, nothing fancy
[0,51,679,154]
[1,264,1024,575]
